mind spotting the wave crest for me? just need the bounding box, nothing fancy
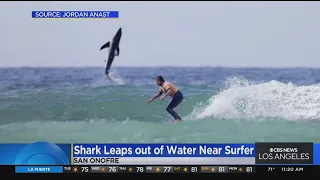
[189,77,320,121]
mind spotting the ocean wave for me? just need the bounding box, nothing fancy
[189,77,320,121]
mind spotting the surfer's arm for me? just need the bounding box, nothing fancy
[152,91,163,100]
[160,88,172,101]
[148,91,163,103]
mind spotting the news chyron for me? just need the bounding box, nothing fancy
[71,144,255,165]
[1,142,319,174]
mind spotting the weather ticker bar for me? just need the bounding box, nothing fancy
[8,165,320,174]
[63,165,253,173]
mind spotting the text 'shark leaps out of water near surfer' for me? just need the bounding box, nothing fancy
[100,27,122,80]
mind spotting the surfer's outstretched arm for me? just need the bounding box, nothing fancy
[147,91,163,104]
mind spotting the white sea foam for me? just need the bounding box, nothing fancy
[190,77,320,121]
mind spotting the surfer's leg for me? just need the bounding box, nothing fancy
[170,91,183,109]
[166,91,183,121]
[166,107,181,119]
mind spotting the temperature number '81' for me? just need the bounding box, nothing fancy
[246,167,252,172]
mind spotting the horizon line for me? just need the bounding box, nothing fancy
[0,65,320,69]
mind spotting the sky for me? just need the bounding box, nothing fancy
[1,1,320,67]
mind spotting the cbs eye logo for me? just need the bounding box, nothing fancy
[15,142,70,165]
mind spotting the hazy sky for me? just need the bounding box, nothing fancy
[1,1,320,67]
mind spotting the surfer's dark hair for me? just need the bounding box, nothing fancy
[156,76,165,82]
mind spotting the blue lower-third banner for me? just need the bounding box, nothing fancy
[0,142,71,165]
[2,142,320,165]
[73,144,255,157]
[32,11,119,18]
[72,143,256,165]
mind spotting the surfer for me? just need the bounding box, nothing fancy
[147,76,184,123]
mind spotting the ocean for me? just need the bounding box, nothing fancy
[0,67,319,143]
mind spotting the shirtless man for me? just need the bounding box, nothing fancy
[148,76,184,123]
